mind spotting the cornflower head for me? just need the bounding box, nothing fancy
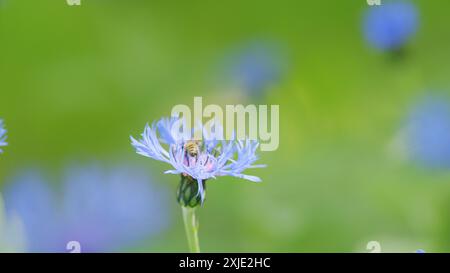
[0,120,7,153]
[363,1,418,51]
[131,116,265,207]
[404,95,450,168]
[223,41,286,97]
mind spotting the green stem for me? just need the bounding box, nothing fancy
[181,206,201,253]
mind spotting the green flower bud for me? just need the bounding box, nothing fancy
[177,175,206,208]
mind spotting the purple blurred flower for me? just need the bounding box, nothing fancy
[3,170,60,251]
[405,96,450,168]
[3,165,170,252]
[363,1,418,51]
[223,41,286,96]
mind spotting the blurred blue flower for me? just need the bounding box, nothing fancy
[405,96,450,168]
[222,41,286,96]
[0,120,7,153]
[131,116,265,203]
[363,1,418,51]
[3,165,170,252]
[3,170,61,251]
[0,194,26,252]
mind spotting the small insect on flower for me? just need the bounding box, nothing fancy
[0,119,7,153]
[131,116,266,206]
[184,140,201,157]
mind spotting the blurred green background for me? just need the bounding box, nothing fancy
[1,0,450,252]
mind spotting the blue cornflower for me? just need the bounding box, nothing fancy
[363,1,418,51]
[0,120,7,152]
[223,41,286,96]
[131,116,265,204]
[4,165,170,252]
[405,96,450,168]
[3,170,59,251]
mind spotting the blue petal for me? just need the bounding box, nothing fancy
[157,118,176,144]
